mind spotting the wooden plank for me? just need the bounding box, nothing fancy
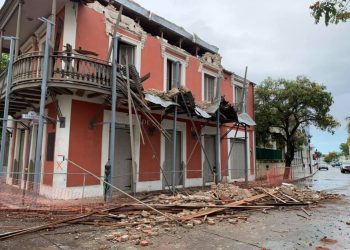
[259,188,286,204]
[75,89,85,97]
[87,92,104,99]
[181,193,268,221]
[140,72,151,83]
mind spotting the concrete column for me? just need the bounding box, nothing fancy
[15,0,24,58]
[52,95,72,188]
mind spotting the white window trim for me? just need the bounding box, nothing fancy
[163,53,186,91]
[234,84,244,105]
[201,68,218,101]
[118,35,142,73]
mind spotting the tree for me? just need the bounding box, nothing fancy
[324,151,338,163]
[0,53,8,73]
[310,0,350,25]
[255,76,339,178]
[315,150,323,159]
[340,142,349,156]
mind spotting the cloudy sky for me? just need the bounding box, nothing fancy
[0,0,349,154]
[135,0,350,154]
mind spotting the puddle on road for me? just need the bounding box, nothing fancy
[296,168,350,196]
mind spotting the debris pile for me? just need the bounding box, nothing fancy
[0,183,340,244]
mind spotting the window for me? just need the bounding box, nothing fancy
[166,59,182,91]
[204,74,216,101]
[46,132,56,162]
[119,43,135,65]
[235,85,244,113]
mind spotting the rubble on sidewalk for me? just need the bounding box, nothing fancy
[0,183,340,243]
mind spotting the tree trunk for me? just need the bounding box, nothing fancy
[283,140,295,180]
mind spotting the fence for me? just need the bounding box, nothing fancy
[0,160,319,212]
[0,166,255,210]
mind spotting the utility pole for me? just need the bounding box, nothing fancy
[242,66,249,186]
[33,18,54,193]
[0,36,16,175]
[215,77,222,184]
[108,35,119,198]
[171,61,180,194]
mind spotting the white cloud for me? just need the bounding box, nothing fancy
[137,0,350,153]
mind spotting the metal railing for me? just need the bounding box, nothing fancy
[0,51,112,94]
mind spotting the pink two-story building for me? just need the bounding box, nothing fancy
[0,0,256,199]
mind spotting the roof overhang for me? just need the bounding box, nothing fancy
[0,0,68,51]
[109,0,219,54]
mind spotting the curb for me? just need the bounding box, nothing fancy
[292,169,319,182]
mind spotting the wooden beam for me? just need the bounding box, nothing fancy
[87,92,104,99]
[61,88,74,95]
[13,93,40,100]
[140,72,151,83]
[75,89,85,97]
[15,0,24,58]
[180,193,269,221]
[179,38,183,49]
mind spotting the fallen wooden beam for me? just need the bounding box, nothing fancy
[140,72,151,83]
[119,203,275,210]
[0,205,123,241]
[259,188,287,204]
[279,191,300,203]
[180,193,268,221]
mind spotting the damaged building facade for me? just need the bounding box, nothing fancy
[0,0,256,199]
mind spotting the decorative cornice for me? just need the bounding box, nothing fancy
[160,39,190,67]
[199,52,223,72]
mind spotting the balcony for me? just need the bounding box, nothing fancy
[0,51,113,99]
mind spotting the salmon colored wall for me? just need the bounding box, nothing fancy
[222,72,233,104]
[43,103,57,186]
[67,100,103,187]
[186,120,202,178]
[186,57,202,100]
[139,114,161,181]
[56,8,65,51]
[76,5,109,60]
[141,36,164,90]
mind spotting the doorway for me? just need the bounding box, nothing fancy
[13,130,25,186]
[163,130,183,188]
[230,139,246,179]
[112,126,132,191]
[203,135,216,183]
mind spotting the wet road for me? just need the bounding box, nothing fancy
[299,164,350,196]
[1,166,350,250]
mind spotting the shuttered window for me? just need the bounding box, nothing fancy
[204,74,216,101]
[46,132,56,162]
[235,86,244,113]
[119,44,135,65]
[166,59,182,91]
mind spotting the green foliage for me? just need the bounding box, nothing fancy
[340,142,349,156]
[255,76,339,167]
[324,151,338,163]
[0,53,9,73]
[310,0,350,25]
[315,150,323,158]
